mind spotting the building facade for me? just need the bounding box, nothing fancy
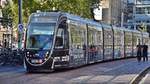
[127,0,150,33]
[134,0,150,32]
[100,0,128,27]
[0,0,12,48]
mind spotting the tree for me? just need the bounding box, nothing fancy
[2,0,18,28]
[10,0,99,25]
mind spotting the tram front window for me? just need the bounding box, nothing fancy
[26,23,55,49]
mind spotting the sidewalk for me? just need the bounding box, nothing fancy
[66,57,150,84]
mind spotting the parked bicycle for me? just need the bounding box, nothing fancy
[0,48,24,66]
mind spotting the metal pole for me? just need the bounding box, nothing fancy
[18,0,22,49]
[9,18,13,49]
[121,12,124,28]
[18,0,22,24]
[133,0,136,30]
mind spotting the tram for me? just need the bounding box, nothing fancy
[24,11,149,72]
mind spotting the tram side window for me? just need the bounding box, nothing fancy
[88,28,93,45]
[125,32,132,45]
[88,27,98,46]
[104,29,113,45]
[70,24,83,49]
[132,34,138,46]
[55,28,64,48]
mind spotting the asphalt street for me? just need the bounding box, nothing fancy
[0,58,150,84]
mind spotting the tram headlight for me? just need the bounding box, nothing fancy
[39,59,43,63]
[31,59,43,64]
[27,52,30,57]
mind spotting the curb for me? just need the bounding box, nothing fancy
[130,66,150,84]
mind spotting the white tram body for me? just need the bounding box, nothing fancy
[24,12,149,72]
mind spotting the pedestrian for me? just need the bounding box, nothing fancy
[142,43,148,61]
[136,42,142,63]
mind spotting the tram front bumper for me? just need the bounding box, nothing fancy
[25,58,54,72]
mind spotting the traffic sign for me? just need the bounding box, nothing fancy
[18,24,24,32]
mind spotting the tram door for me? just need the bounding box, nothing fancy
[114,29,124,58]
[68,20,87,66]
[87,25,103,63]
[54,19,70,66]
[103,27,113,60]
[124,31,133,57]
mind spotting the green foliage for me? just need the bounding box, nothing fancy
[2,0,18,28]
[5,0,99,27]
[1,1,13,28]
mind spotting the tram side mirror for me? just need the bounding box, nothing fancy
[55,37,63,48]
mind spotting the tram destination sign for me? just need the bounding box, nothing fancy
[31,16,57,23]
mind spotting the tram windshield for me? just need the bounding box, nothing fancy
[26,23,55,49]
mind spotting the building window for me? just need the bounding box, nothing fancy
[136,7,150,14]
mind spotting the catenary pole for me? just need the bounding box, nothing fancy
[18,0,23,49]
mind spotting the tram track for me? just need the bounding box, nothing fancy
[130,66,150,84]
